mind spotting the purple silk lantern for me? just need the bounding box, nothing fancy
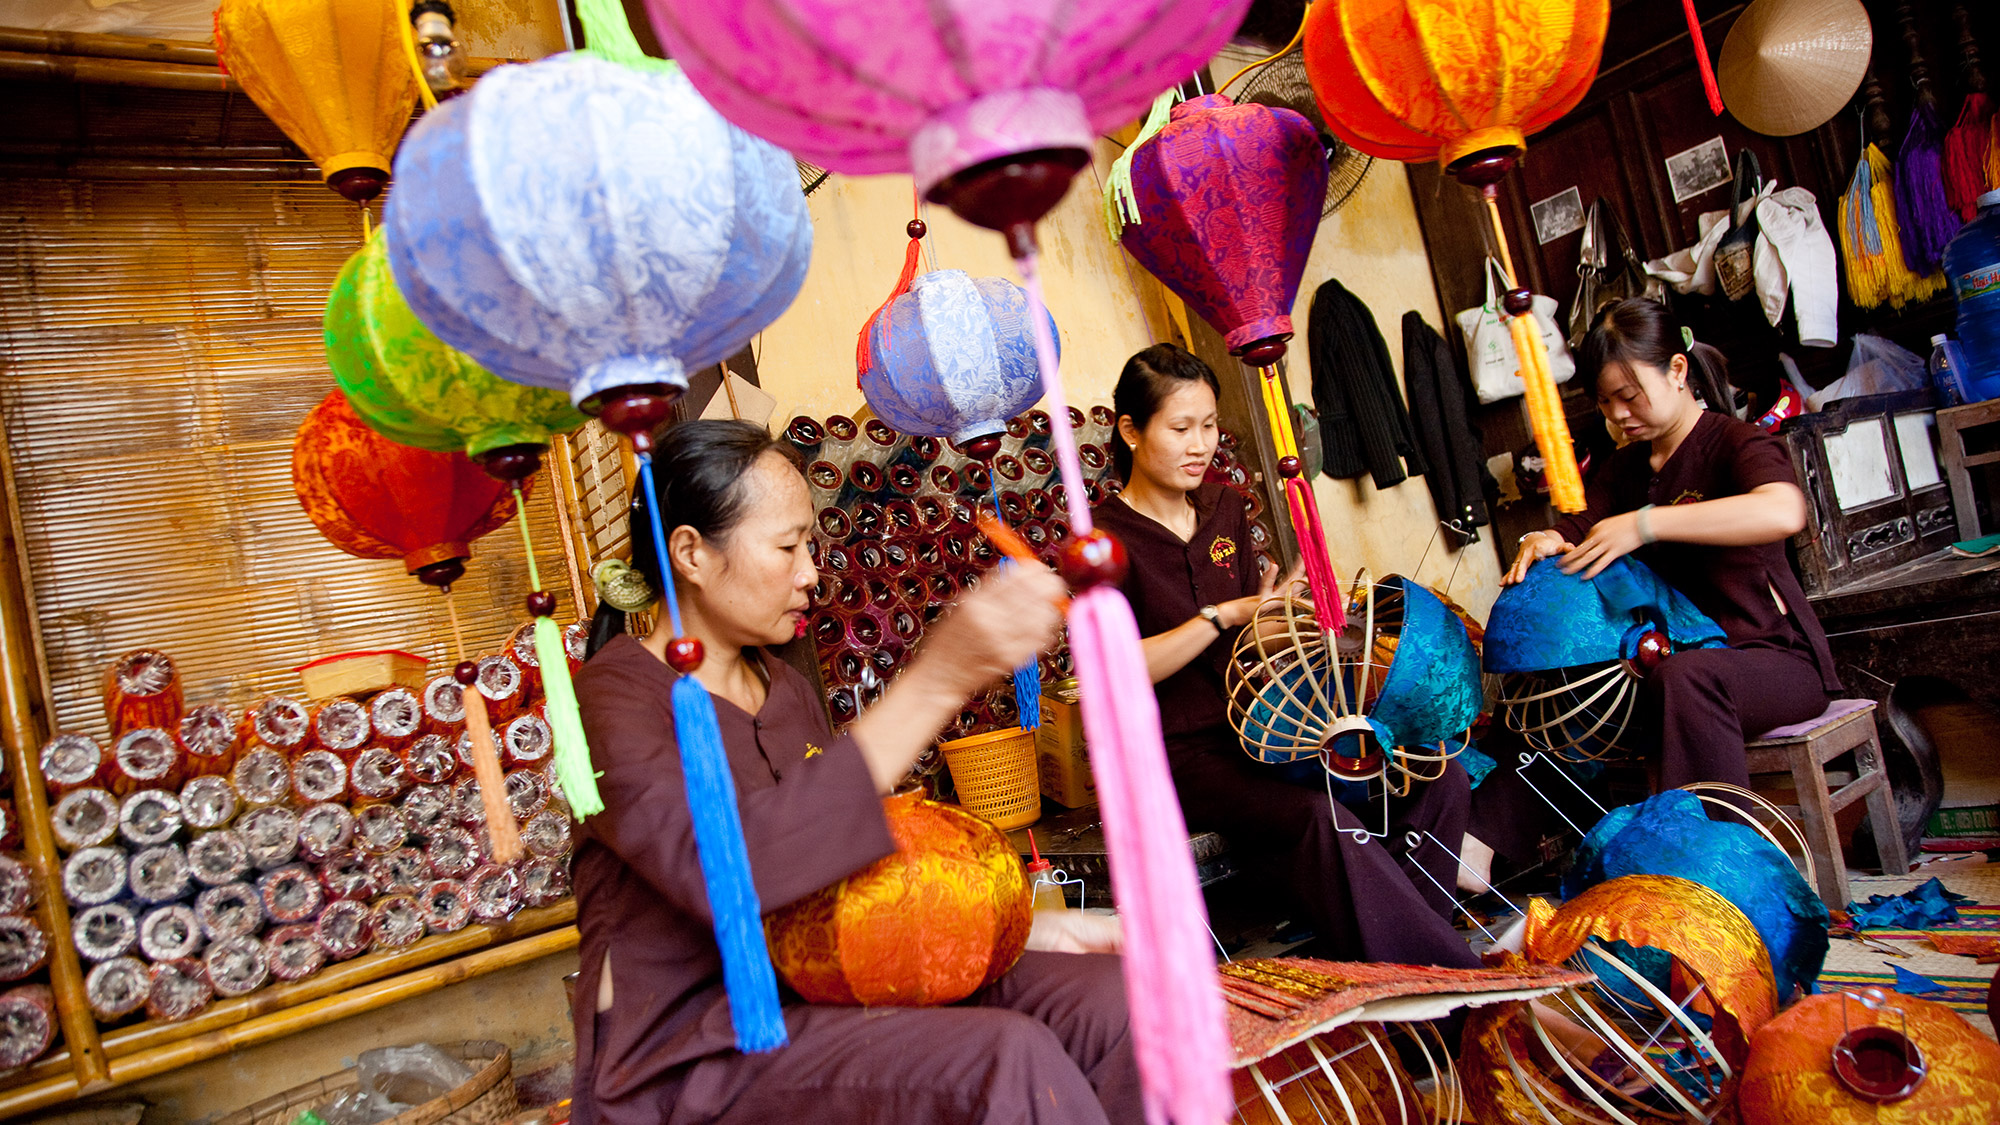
[1120,94,1328,364]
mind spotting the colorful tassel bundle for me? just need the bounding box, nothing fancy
[1839,143,1947,310]
[1944,92,1994,220]
[1103,91,1178,240]
[1015,250,1232,1125]
[1893,97,1963,273]
[638,455,787,1053]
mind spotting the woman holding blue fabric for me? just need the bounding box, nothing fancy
[1094,343,1479,970]
[1503,299,1838,793]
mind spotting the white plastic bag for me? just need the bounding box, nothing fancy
[1456,258,1575,404]
[1807,335,1928,411]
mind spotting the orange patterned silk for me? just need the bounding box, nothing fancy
[1735,990,2000,1123]
[766,791,1031,1007]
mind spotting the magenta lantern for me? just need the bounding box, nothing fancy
[1120,94,1328,364]
[644,0,1252,252]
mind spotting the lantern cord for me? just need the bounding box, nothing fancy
[636,453,788,1054]
[1017,248,1232,1125]
[719,362,743,419]
[1479,192,1585,514]
[393,0,441,112]
[442,587,469,663]
[983,476,1042,731]
[513,485,603,823]
[855,188,926,382]
[1217,5,1309,94]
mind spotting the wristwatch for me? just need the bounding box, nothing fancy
[1198,605,1226,635]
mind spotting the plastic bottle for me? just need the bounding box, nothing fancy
[1929,334,1970,407]
[1024,830,1069,912]
[1942,187,2000,399]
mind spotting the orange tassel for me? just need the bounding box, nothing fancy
[855,189,926,382]
[462,688,523,864]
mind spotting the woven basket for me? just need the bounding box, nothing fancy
[939,726,1041,830]
[215,1040,517,1125]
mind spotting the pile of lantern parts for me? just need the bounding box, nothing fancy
[37,643,581,1032]
[0,744,53,1070]
[789,408,1277,740]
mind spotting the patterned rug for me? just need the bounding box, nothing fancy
[1847,902,2000,943]
[1818,969,1994,1020]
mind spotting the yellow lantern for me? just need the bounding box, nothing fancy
[1303,0,1610,513]
[214,0,420,201]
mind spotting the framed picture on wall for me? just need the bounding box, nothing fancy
[1664,137,1730,204]
[1531,187,1585,245]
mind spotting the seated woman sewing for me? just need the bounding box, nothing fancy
[570,420,1136,1125]
[1090,343,1480,970]
[1503,297,1840,793]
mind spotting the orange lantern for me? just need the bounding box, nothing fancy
[213,0,420,202]
[1736,990,2000,1123]
[1303,0,1609,513]
[765,791,1032,1007]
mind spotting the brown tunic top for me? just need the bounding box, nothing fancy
[1552,410,1840,692]
[570,635,897,1124]
[1092,483,1260,741]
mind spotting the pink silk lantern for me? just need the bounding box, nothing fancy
[1117,93,1345,626]
[643,4,1250,1121]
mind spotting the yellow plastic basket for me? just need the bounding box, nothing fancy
[938,725,1042,830]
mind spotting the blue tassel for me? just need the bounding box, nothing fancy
[638,456,787,1053]
[1012,659,1042,731]
[670,674,788,1052]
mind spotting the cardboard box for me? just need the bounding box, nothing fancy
[1034,679,1095,808]
[297,650,428,700]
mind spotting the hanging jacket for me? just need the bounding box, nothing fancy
[1401,312,1493,545]
[1308,278,1427,489]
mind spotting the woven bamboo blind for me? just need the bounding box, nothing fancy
[0,179,578,737]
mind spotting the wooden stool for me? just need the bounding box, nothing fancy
[1744,699,1910,910]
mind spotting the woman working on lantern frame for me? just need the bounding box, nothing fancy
[1503,297,1838,793]
[570,420,1135,1125]
[1092,343,1480,970]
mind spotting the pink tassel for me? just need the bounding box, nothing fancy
[1945,92,1995,221]
[1016,249,1232,1125]
[1283,478,1345,632]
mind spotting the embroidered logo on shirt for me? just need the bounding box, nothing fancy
[1670,489,1705,505]
[1208,535,1238,574]
[803,743,822,759]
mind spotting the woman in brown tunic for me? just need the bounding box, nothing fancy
[1092,344,1479,971]
[1504,298,1838,792]
[571,421,1139,1125]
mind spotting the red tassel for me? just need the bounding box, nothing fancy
[1682,0,1723,116]
[855,189,926,383]
[1946,92,1995,221]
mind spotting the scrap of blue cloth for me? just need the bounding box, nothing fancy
[1846,877,1967,929]
[1891,964,1946,994]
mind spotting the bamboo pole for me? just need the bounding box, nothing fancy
[0,424,108,1091]
[547,433,594,617]
[3,901,576,1090]
[0,26,514,87]
[0,51,233,91]
[0,27,225,66]
[0,927,578,1118]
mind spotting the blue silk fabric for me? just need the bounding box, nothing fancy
[1484,557,1728,675]
[1563,790,1830,1001]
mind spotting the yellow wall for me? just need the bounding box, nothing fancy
[752,147,1503,618]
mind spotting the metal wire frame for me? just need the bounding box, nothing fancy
[1500,663,1643,763]
[1234,1021,1461,1125]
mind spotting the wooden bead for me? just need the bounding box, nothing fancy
[1236,336,1291,367]
[1502,288,1535,317]
[665,636,705,674]
[1277,456,1302,479]
[906,218,927,239]
[1632,629,1670,675]
[592,384,682,453]
[958,434,1003,462]
[452,661,480,687]
[525,591,557,618]
[1058,529,1128,590]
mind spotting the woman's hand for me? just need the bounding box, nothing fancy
[917,564,1067,696]
[1217,557,1303,628]
[1502,531,1573,586]
[1558,511,1644,580]
[1024,910,1123,954]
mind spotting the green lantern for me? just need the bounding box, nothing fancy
[324,229,585,479]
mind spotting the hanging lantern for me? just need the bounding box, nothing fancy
[1116,95,1327,363]
[291,391,520,589]
[641,5,1251,1113]
[326,228,585,480]
[765,791,1031,1006]
[384,51,813,421]
[1302,0,1609,514]
[859,270,1054,445]
[1112,92,1345,622]
[212,0,419,202]
[644,0,1248,254]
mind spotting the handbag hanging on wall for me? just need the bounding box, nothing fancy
[1567,200,1666,347]
[1456,257,1575,405]
[1712,149,1764,302]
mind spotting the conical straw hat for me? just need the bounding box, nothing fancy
[1719,0,1873,137]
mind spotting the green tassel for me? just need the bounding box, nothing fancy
[573,0,676,74]
[1103,90,1177,241]
[537,615,603,818]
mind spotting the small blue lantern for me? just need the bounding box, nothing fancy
[859,269,1054,443]
[384,52,813,411]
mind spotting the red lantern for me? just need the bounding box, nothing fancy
[765,791,1031,1007]
[292,392,522,588]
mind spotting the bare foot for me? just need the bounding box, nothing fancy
[1457,833,1496,894]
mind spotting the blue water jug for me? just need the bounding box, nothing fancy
[1943,188,2000,400]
